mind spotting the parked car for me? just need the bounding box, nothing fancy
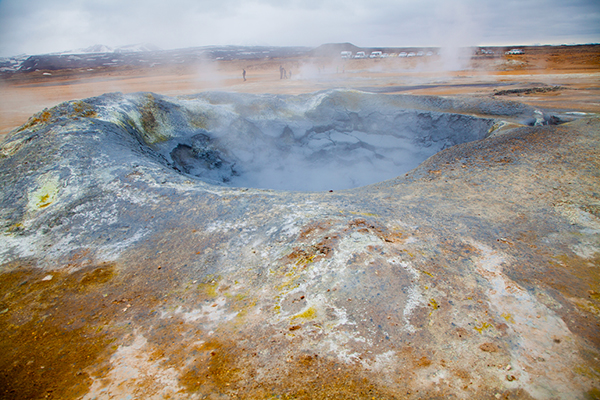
[398,52,408,57]
[407,52,416,57]
[354,51,366,59]
[369,51,383,58]
[341,51,353,59]
[505,49,524,55]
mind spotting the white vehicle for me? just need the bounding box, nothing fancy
[407,52,416,57]
[341,51,353,59]
[416,51,424,57]
[398,52,407,57]
[505,49,523,55]
[426,51,433,56]
[354,51,366,59]
[369,51,383,58]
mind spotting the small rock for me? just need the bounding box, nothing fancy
[479,342,498,352]
[41,275,53,281]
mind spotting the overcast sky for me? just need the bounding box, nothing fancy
[0,0,599,57]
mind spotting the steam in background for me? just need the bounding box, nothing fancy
[1,0,599,57]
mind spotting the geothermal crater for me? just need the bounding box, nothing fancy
[2,89,596,400]
[117,91,507,191]
[55,90,563,192]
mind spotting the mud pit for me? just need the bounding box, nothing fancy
[131,91,502,191]
[51,90,566,192]
[0,88,599,399]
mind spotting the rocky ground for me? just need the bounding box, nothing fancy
[0,45,599,399]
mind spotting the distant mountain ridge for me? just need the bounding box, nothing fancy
[0,45,312,73]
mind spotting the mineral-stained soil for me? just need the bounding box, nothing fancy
[0,45,599,399]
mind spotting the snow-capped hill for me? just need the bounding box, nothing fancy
[0,54,30,72]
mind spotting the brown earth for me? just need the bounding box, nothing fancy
[1,45,599,140]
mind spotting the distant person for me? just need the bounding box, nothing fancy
[242,68,246,81]
[288,70,292,79]
[280,65,284,79]
[283,68,287,79]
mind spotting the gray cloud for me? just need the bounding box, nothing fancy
[0,0,598,56]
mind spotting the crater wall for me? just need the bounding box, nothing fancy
[1,90,597,400]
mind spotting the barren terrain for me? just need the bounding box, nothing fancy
[1,45,599,400]
[1,44,598,139]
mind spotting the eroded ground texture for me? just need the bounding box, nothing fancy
[0,90,599,399]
